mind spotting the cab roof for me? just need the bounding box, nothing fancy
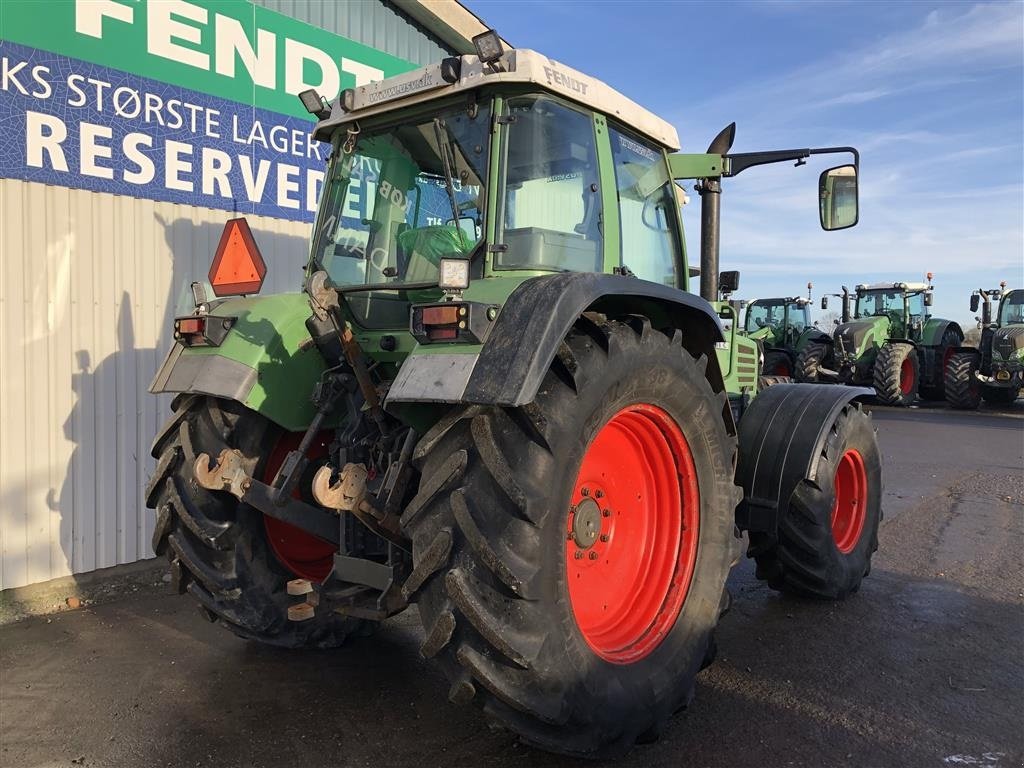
[857,282,931,292]
[312,49,680,151]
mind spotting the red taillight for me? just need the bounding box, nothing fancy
[176,317,205,335]
[427,327,459,341]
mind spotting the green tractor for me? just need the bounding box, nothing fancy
[146,39,882,757]
[739,286,818,377]
[945,285,1023,408]
[795,278,964,406]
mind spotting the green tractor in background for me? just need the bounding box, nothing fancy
[795,277,963,406]
[145,39,882,758]
[945,285,1023,408]
[740,285,819,377]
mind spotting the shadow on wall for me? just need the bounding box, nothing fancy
[47,215,310,586]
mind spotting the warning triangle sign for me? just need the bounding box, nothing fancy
[209,218,267,297]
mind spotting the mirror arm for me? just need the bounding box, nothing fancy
[724,146,859,177]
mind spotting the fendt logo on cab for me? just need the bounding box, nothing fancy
[543,65,589,96]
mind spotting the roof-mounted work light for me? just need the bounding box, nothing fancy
[472,29,504,70]
[298,89,331,120]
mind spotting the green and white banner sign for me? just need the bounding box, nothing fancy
[0,0,418,220]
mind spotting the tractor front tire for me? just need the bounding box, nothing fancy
[944,351,981,410]
[795,341,830,383]
[750,402,882,599]
[981,384,1021,406]
[147,395,366,648]
[401,316,741,758]
[762,350,793,377]
[873,342,918,406]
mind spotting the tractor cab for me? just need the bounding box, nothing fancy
[304,48,689,340]
[744,298,812,343]
[852,281,933,340]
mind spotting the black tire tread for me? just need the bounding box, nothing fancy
[148,396,366,648]
[944,350,981,410]
[795,341,829,382]
[402,318,741,758]
[873,342,917,406]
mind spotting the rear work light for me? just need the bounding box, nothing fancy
[410,302,499,345]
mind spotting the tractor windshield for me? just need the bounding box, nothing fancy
[745,301,787,332]
[998,289,1024,326]
[744,301,810,333]
[856,290,923,319]
[310,102,491,296]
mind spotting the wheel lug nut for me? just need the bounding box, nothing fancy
[600,534,609,542]
[602,509,611,517]
[595,490,604,499]
[581,487,590,496]
[574,551,583,560]
[589,551,599,560]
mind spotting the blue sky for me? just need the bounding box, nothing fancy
[466,0,1023,328]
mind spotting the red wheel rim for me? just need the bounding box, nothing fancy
[899,358,914,395]
[831,449,867,554]
[262,431,335,583]
[565,404,699,664]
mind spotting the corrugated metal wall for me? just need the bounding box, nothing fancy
[252,0,454,65]
[0,0,456,591]
[0,179,312,589]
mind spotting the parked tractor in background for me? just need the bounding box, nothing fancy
[145,37,882,758]
[945,285,1023,408]
[796,277,963,406]
[741,285,818,377]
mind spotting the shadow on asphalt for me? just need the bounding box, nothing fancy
[2,558,1020,768]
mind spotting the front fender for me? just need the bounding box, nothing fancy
[150,293,326,431]
[386,273,726,408]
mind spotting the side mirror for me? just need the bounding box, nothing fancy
[818,164,859,231]
[820,296,829,310]
[969,294,980,313]
[719,270,740,293]
[924,292,933,307]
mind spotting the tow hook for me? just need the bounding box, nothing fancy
[194,449,251,499]
[193,450,340,546]
[313,463,407,548]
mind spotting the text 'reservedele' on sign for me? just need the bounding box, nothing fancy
[209,217,267,296]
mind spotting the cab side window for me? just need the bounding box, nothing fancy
[496,96,603,272]
[609,127,680,287]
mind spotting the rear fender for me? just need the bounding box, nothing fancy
[735,383,873,536]
[386,273,731,423]
[921,319,964,347]
[150,293,327,431]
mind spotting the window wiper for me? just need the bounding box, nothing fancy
[433,118,462,226]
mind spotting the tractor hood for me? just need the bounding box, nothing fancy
[992,325,1024,361]
[833,318,884,357]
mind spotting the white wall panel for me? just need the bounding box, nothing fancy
[0,179,312,589]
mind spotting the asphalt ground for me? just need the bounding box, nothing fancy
[2,405,1022,768]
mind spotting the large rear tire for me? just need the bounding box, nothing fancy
[795,340,830,383]
[873,342,918,406]
[401,317,741,757]
[944,351,981,410]
[762,350,793,377]
[919,328,963,400]
[147,395,366,647]
[749,402,882,599]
